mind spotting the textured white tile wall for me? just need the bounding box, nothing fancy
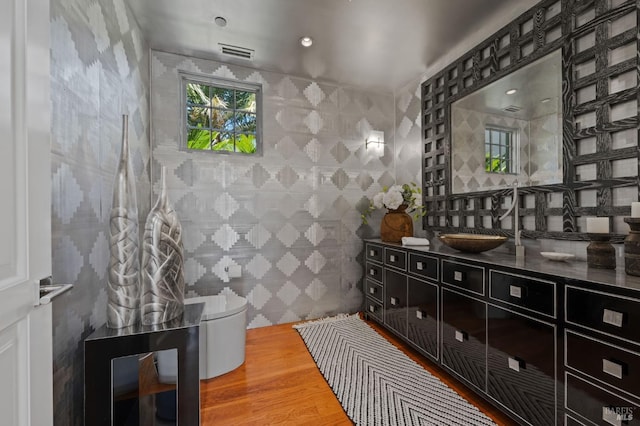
[151,50,397,328]
[50,0,150,424]
[393,75,428,237]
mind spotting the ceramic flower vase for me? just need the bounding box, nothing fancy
[107,115,140,329]
[141,166,185,325]
[381,204,413,243]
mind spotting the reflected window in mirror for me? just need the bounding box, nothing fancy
[450,49,563,194]
[485,126,518,174]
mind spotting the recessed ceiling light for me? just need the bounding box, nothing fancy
[300,36,313,47]
[214,16,227,27]
[505,88,517,95]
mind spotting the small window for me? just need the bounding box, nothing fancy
[485,126,518,174]
[181,73,262,155]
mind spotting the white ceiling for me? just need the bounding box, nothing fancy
[128,0,538,92]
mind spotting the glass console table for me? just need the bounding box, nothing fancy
[84,303,204,425]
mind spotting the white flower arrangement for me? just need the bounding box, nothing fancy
[361,183,425,224]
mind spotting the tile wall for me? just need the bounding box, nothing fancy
[394,77,424,190]
[394,75,430,237]
[46,3,499,424]
[49,0,150,424]
[151,51,398,327]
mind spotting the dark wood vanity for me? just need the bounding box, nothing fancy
[364,239,640,425]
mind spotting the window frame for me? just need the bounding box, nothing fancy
[179,71,263,156]
[484,125,518,175]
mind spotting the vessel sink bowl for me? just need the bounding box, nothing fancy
[438,233,508,253]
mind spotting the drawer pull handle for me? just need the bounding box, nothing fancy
[369,305,376,313]
[603,406,625,426]
[454,271,463,282]
[369,287,376,295]
[369,249,377,257]
[390,297,398,306]
[508,356,522,372]
[389,255,396,262]
[416,310,425,320]
[416,262,424,271]
[603,308,624,328]
[454,330,467,342]
[509,285,522,299]
[602,359,624,379]
[369,269,377,276]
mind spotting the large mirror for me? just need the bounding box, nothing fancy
[422,0,637,238]
[450,49,562,194]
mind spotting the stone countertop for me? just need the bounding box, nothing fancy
[365,238,640,293]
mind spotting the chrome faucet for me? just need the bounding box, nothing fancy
[499,182,524,257]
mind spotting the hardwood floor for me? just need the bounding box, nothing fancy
[200,315,517,425]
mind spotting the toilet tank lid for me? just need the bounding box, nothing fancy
[185,295,247,320]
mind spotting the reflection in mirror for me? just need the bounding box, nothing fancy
[112,350,178,425]
[451,49,562,194]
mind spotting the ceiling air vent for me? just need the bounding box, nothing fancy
[218,43,254,60]
[503,105,522,113]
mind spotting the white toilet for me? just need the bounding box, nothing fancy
[186,294,248,379]
[157,294,248,382]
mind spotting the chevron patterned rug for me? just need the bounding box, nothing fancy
[294,314,497,426]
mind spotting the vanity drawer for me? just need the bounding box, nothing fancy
[566,373,640,426]
[384,269,407,336]
[407,277,438,360]
[366,243,383,263]
[566,331,640,399]
[566,286,640,344]
[489,270,556,317]
[487,305,556,426]
[384,248,407,271]
[365,298,383,322]
[408,253,438,281]
[441,289,487,391]
[365,263,383,283]
[442,260,485,296]
[365,279,383,302]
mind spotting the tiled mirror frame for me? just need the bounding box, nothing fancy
[421,0,638,242]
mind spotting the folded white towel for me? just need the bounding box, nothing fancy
[401,237,430,246]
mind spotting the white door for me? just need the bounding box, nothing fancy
[0,0,51,425]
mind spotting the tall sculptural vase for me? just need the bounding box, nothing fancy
[141,166,185,325]
[107,115,140,328]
